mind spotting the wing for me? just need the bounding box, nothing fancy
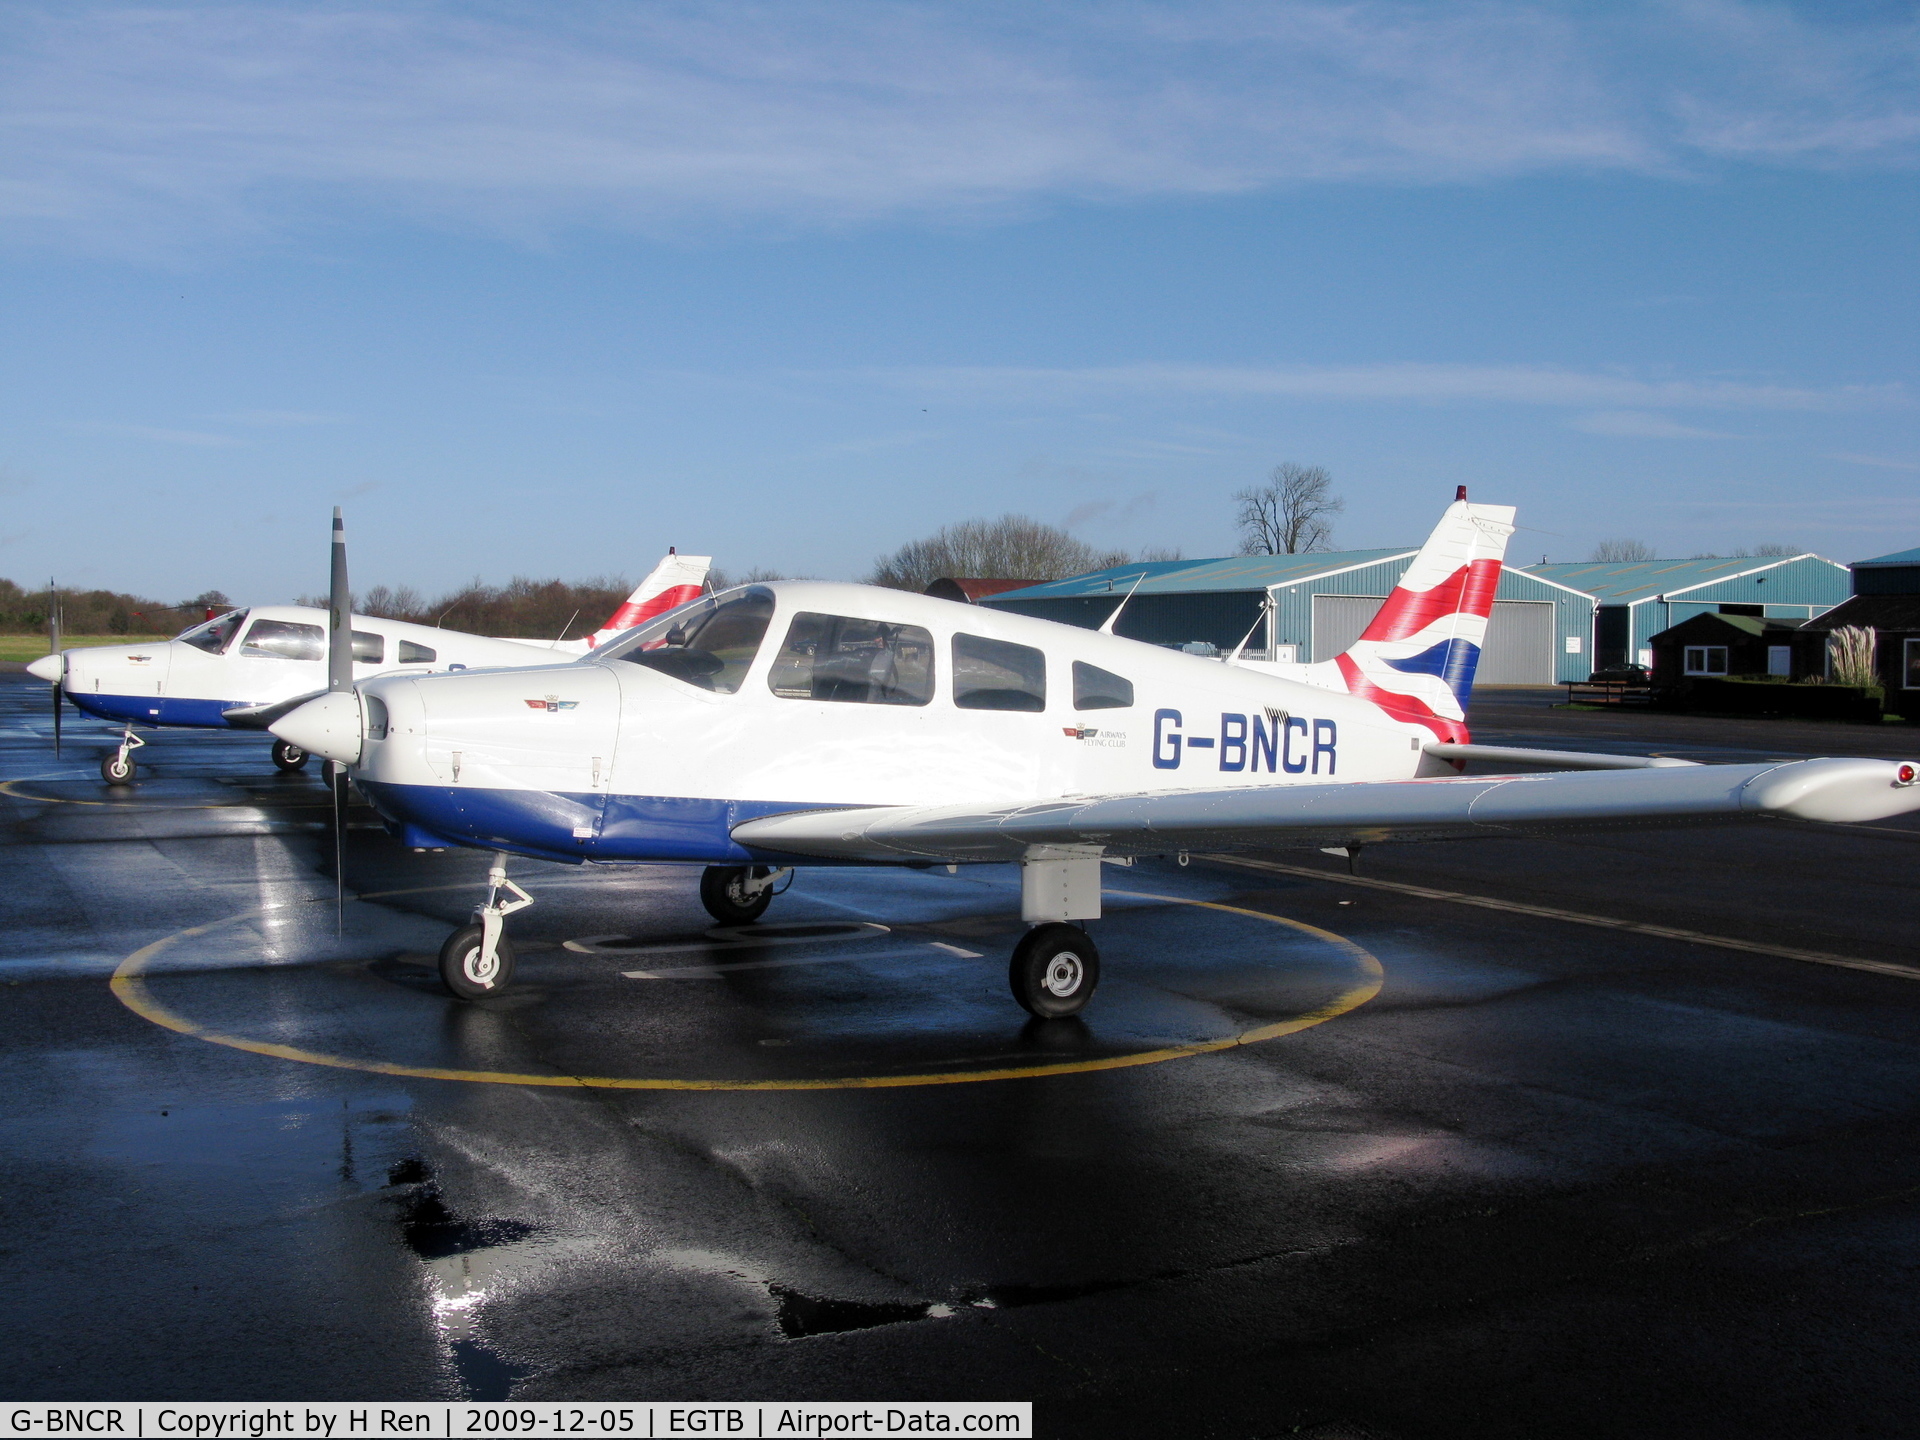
[730,758,1920,863]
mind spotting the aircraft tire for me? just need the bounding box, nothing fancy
[699,865,776,925]
[438,923,516,1000]
[271,740,310,773]
[1009,923,1100,1018]
[100,753,136,785]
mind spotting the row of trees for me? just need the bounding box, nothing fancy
[0,579,231,636]
[18,465,1810,630]
[1590,538,1799,562]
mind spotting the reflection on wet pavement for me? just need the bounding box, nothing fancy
[7,678,1920,1436]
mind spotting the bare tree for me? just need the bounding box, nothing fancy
[868,515,1131,591]
[1591,538,1655,562]
[707,566,799,591]
[1234,464,1343,555]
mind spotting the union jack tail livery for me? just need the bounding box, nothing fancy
[586,551,712,649]
[1314,489,1514,743]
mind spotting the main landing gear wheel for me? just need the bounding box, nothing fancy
[270,739,309,773]
[100,752,136,785]
[700,865,777,926]
[438,923,517,1000]
[1009,923,1101,1019]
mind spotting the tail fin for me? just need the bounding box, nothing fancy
[1328,492,1514,742]
[586,551,712,649]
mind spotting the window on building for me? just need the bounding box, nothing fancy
[351,631,384,664]
[1905,638,1920,691]
[241,618,324,661]
[1072,661,1133,711]
[1767,646,1791,677]
[953,634,1046,711]
[597,587,774,694]
[1719,603,1764,617]
[177,609,248,655]
[767,613,934,705]
[397,640,436,664]
[1683,646,1728,676]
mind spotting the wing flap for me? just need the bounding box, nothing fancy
[730,759,1920,862]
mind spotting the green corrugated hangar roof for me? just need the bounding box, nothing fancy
[1854,546,1920,568]
[1522,555,1818,603]
[990,548,1417,600]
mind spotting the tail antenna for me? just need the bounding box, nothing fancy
[1455,485,1468,501]
[1228,599,1272,663]
[1098,572,1149,636]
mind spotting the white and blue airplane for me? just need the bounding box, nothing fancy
[28,551,710,785]
[270,494,1920,1018]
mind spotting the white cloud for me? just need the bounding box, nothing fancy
[1830,450,1920,472]
[1567,410,1743,438]
[211,410,351,427]
[70,422,245,447]
[838,362,1908,412]
[0,2,1914,252]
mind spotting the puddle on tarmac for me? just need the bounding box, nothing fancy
[386,1158,540,1398]
[768,1283,935,1339]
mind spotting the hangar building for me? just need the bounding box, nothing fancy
[1525,554,1850,673]
[982,549,1598,685]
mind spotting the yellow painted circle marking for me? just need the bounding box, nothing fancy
[110,887,1383,1091]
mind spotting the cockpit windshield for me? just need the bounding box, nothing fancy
[594,587,774,693]
[176,609,249,655]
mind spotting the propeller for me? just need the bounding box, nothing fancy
[328,507,351,933]
[46,580,61,758]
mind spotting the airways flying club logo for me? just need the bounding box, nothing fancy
[524,696,579,712]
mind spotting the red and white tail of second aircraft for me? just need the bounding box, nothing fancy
[584,551,712,649]
[521,551,713,654]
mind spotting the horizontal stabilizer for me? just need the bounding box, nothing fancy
[221,691,325,729]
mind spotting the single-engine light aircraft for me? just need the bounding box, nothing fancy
[271,493,1920,1017]
[28,550,709,784]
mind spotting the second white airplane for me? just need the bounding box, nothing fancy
[29,550,709,784]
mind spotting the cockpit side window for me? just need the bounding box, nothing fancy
[240,618,324,662]
[953,634,1047,712]
[597,587,774,694]
[768,613,935,705]
[397,640,436,664]
[1072,661,1133,710]
[177,609,248,655]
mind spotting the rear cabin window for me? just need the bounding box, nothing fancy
[178,609,247,655]
[1072,661,1133,710]
[241,618,324,661]
[352,632,383,664]
[768,614,935,705]
[397,640,436,664]
[953,634,1046,712]
[598,587,774,694]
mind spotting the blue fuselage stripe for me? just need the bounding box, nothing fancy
[356,780,859,866]
[67,692,247,728]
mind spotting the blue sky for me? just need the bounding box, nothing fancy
[1,1,1916,601]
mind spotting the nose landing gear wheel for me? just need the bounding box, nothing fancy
[1009,923,1101,1018]
[699,865,777,925]
[438,923,516,1000]
[100,753,135,785]
[271,740,309,773]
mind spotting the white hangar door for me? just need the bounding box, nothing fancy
[1311,595,1555,684]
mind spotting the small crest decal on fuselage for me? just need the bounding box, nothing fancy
[524,696,579,712]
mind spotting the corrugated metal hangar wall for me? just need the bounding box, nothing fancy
[985,551,1595,684]
[1309,595,1557,684]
